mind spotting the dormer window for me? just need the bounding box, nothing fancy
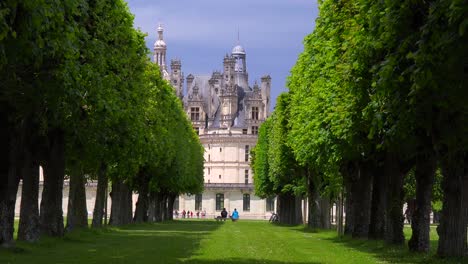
[252,126,258,135]
[252,107,259,120]
[191,107,200,121]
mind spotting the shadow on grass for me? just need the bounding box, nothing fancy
[291,226,468,264]
[287,225,466,264]
[325,234,465,264]
[0,220,226,264]
[183,258,319,264]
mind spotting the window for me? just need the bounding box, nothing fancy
[243,194,250,211]
[245,145,250,162]
[266,196,275,212]
[190,107,200,121]
[219,174,221,179]
[252,126,258,135]
[251,107,259,120]
[194,127,199,135]
[208,154,210,161]
[195,194,202,211]
[245,169,249,184]
[220,148,222,152]
[208,168,210,175]
[216,193,224,211]
[174,196,180,210]
[242,129,247,134]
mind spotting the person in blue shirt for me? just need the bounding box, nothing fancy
[231,208,239,222]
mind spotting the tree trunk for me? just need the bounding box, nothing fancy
[0,165,7,246]
[154,192,164,222]
[66,170,88,231]
[92,163,107,228]
[148,192,156,222]
[408,153,436,252]
[369,163,386,239]
[277,192,302,225]
[0,116,8,246]
[307,170,320,228]
[384,153,407,244]
[341,161,357,235]
[0,113,9,234]
[162,194,168,221]
[166,193,176,221]
[133,171,149,223]
[319,197,331,229]
[295,195,303,225]
[0,131,21,247]
[17,145,40,242]
[337,191,344,236]
[133,185,149,223]
[437,154,468,257]
[352,160,373,238]
[40,129,65,237]
[109,180,133,226]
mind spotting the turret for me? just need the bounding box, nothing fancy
[223,55,236,85]
[186,74,195,91]
[170,59,183,98]
[153,24,170,80]
[220,55,238,128]
[231,43,249,91]
[261,75,271,117]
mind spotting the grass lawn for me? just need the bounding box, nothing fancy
[1,220,466,264]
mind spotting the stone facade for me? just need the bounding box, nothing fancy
[155,25,275,219]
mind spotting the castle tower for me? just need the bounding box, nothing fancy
[170,59,183,98]
[153,24,170,80]
[231,43,249,91]
[261,75,271,118]
[220,55,238,128]
[223,54,236,84]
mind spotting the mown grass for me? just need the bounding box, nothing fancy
[1,220,466,264]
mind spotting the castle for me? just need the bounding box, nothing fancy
[154,24,275,219]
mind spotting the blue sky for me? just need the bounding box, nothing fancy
[126,0,318,110]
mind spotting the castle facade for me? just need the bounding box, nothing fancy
[154,25,275,219]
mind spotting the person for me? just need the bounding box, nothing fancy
[182,210,186,219]
[221,208,228,221]
[231,208,239,222]
[190,211,193,218]
[196,211,200,218]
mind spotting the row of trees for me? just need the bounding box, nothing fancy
[253,0,467,257]
[0,0,203,247]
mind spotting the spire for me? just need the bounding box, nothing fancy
[157,23,164,40]
[153,22,169,80]
[237,28,240,45]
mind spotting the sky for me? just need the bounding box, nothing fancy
[125,0,319,110]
